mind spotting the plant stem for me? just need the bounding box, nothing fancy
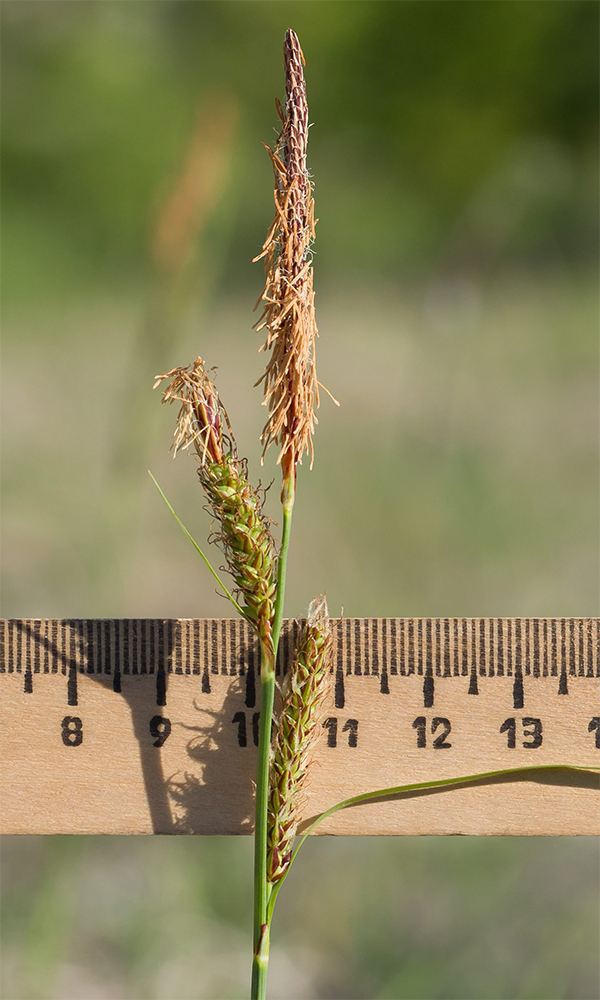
[273,474,295,650]
[252,651,274,1000]
[251,474,295,999]
[251,920,270,1000]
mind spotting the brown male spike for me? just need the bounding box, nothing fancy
[254,29,336,484]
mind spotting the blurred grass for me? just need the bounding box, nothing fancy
[2,272,597,621]
[1,2,598,998]
[1,836,598,999]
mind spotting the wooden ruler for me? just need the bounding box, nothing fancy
[1,618,598,836]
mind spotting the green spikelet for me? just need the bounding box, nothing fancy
[200,458,275,650]
[267,595,333,883]
[154,357,276,651]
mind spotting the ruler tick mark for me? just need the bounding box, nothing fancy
[371,619,378,676]
[550,619,557,677]
[244,653,255,708]
[354,620,362,676]
[380,663,389,695]
[390,619,398,675]
[513,673,524,710]
[423,673,434,708]
[67,663,78,706]
[335,663,345,708]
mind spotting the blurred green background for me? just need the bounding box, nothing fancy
[1,2,598,998]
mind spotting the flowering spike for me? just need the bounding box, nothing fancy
[254,29,333,478]
[267,595,334,882]
[155,359,276,651]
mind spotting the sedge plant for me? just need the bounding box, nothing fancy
[155,32,335,995]
[153,29,599,1000]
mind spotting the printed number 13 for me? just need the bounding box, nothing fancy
[500,717,542,749]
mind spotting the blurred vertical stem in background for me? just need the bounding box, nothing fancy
[251,28,334,999]
[116,92,239,473]
[105,94,238,601]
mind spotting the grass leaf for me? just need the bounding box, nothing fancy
[148,470,249,621]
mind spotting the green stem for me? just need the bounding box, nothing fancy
[251,475,295,999]
[252,653,274,1000]
[272,476,295,650]
[251,919,270,1000]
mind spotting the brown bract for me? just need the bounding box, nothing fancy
[254,29,334,477]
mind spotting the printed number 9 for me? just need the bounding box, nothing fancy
[150,715,171,747]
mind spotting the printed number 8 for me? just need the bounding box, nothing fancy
[61,716,83,746]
